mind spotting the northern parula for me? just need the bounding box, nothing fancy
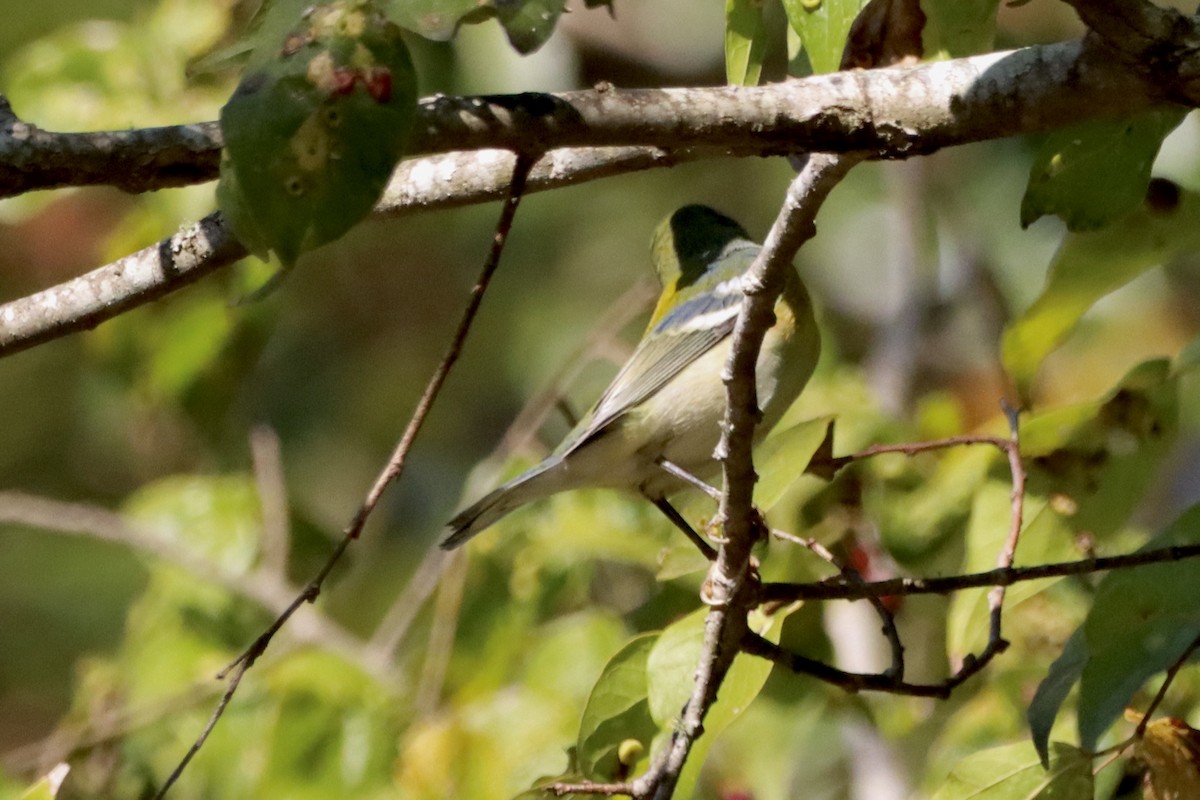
[442,205,820,549]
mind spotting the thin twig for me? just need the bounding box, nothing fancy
[414,548,468,716]
[1135,632,1200,738]
[547,779,635,797]
[363,546,450,668]
[151,660,249,800]
[250,425,290,576]
[626,152,861,800]
[771,529,904,679]
[759,544,1200,603]
[152,152,537,799]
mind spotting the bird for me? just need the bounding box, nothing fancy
[441,205,820,551]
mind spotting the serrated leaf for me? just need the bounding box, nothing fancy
[576,634,660,781]
[781,0,869,74]
[217,1,419,266]
[646,607,781,797]
[725,0,768,86]
[1002,184,1200,403]
[931,741,1093,799]
[1021,111,1187,232]
[1028,629,1088,766]
[920,0,998,58]
[1077,504,1200,751]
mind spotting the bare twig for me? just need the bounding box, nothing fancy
[152,152,537,799]
[0,147,676,360]
[772,529,904,678]
[0,491,372,670]
[363,546,450,668]
[151,660,250,800]
[250,425,290,576]
[625,153,862,800]
[759,544,1200,603]
[1135,632,1200,738]
[414,548,468,716]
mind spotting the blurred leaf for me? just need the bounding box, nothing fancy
[1028,629,1087,766]
[1021,358,1177,541]
[388,0,565,53]
[387,0,484,40]
[646,607,781,797]
[194,0,312,73]
[946,487,1075,658]
[1003,186,1200,403]
[755,416,834,512]
[255,651,398,797]
[781,0,869,74]
[124,473,262,573]
[931,741,1092,799]
[841,0,925,70]
[576,633,659,781]
[920,0,998,58]
[493,0,566,55]
[1138,717,1200,800]
[725,0,768,86]
[1076,504,1200,751]
[18,765,69,800]
[217,1,418,265]
[1021,111,1187,232]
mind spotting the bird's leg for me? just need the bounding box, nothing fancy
[655,458,721,500]
[649,496,718,560]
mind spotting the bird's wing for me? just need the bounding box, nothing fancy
[558,269,746,456]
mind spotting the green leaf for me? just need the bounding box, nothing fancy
[781,0,869,74]
[919,0,998,58]
[386,0,481,41]
[1021,358,1178,541]
[754,416,834,512]
[931,741,1093,799]
[576,634,660,781]
[494,0,566,55]
[1002,184,1200,402]
[1077,504,1200,750]
[18,765,69,800]
[725,0,768,86]
[388,0,565,53]
[946,487,1077,658]
[646,607,781,797]
[1021,111,1187,232]
[217,1,419,266]
[1028,629,1088,766]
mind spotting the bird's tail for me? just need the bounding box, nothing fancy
[441,458,564,549]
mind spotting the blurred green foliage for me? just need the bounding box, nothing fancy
[4,1,1200,799]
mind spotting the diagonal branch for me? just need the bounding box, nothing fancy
[630,153,861,800]
[151,152,536,799]
[0,146,684,359]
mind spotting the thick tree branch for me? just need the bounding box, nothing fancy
[5,31,1200,359]
[1,35,1192,198]
[0,146,682,359]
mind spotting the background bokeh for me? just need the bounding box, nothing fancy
[4,1,1200,798]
